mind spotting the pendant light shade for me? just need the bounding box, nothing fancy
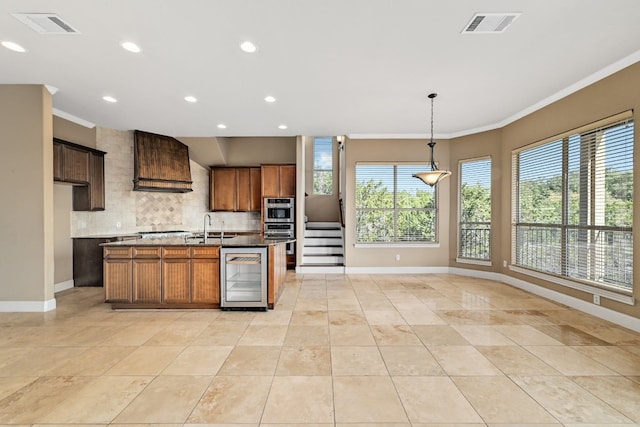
[413,93,451,187]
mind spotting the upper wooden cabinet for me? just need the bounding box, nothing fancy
[261,164,296,197]
[54,138,106,211]
[210,167,261,212]
[54,140,90,184]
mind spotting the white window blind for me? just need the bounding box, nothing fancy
[512,113,634,293]
[313,136,333,195]
[459,157,491,260]
[355,163,437,243]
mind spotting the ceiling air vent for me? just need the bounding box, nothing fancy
[462,13,521,34]
[12,13,80,34]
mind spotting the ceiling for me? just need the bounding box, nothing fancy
[2,0,640,142]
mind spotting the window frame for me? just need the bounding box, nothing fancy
[457,156,492,265]
[511,111,634,298]
[354,162,439,246]
[313,136,334,196]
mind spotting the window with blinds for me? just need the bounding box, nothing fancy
[459,157,491,260]
[512,112,634,293]
[313,136,333,195]
[355,163,437,243]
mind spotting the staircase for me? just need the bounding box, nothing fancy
[299,222,345,273]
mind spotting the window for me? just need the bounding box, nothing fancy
[313,136,333,195]
[512,113,633,293]
[355,163,437,243]
[459,157,491,260]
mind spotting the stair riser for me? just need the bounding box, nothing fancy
[304,247,344,255]
[305,230,342,237]
[305,238,343,246]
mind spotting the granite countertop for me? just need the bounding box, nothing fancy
[100,235,294,247]
[75,230,261,240]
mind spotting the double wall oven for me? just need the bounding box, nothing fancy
[263,197,295,257]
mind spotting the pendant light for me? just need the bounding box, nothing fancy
[413,93,451,186]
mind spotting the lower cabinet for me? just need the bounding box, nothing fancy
[104,245,220,307]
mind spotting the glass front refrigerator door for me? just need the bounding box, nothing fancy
[220,247,267,309]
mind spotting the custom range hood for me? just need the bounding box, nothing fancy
[133,130,193,192]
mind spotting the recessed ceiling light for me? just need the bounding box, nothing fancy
[121,41,141,53]
[278,124,287,130]
[184,95,197,103]
[103,96,117,103]
[217,124,227,129]
[264,96,276,103]
[2,41,26,53]
[240,41,257,53]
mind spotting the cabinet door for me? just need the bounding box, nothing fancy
[53,141,64,181]
[73,153,105,211]
[63,145,90,183]
[162,258,191,303]
[104,259,132,302]
[133,259,162,303]
[279,165,296,197]
[249,167,262,211]
[191,258,220,303]
[236,167,251,212]
[261,165,280,197]
[211,168,237,211]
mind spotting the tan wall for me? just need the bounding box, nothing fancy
[52,116,96,148]
[499,62,640,318]
[304,136,340,222]
[221,137,296,166]
[52,116,96,287]
[448,129,503,271]
[344,138,451,267]
[54,185,73,284]
[0,85,54,303]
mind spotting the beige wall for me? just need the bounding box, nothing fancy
[221,137,296,166]
[54,185,73,284]
[344,138,451,268]
[447,61,640,319]
[52,116,97,288]
[304,136,340,222]
[0,85,54,304]
[448,129,503,271]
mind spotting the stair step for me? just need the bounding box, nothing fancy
[303,255,344,265]
[305,229,342,237]
[306,222,341,230]
[305,237,343,245]
[303,247,344,256]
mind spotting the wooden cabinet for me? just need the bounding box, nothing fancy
[261,164,296,197]
[104,247,133,302]
[53,138,106,211]
[73,152,105,211]
[210,167,261,212]
[191,247,220,304]
[103,244,220,308]
[162,247,191,303]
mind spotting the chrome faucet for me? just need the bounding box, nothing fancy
[203,213,213,244]
[220,220,225,242]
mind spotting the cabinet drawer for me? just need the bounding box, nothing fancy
[104,247,132,259]
[192,246,220,259]
[162,246,191,258]
[132,247,162,258]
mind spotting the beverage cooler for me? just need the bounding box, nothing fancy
[220,247,268,310]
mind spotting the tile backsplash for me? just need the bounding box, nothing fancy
[71,127,260,236]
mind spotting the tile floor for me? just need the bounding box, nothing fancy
[1,272,640,426]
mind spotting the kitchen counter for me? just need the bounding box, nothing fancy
[101,236,291,310]
[100,235,294,247]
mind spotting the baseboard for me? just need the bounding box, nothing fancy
[345,266,450,274]
[450,267,640,333]
[54,279,74,293]
[0,298,57,313]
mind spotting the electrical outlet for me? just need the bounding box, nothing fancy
[395,254,400,261]
[593,294,601,305]
[503,260,507,268]
[116,221,121,228]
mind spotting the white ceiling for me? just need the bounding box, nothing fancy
[2,0,640,140]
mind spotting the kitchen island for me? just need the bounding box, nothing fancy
[101,236,292,309]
